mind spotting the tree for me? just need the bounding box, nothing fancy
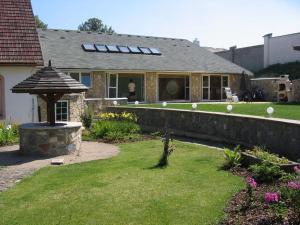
[193,38,200,46]
[35,15,48,29]
[78,18,115,34]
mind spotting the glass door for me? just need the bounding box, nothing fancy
[210,76,222,100]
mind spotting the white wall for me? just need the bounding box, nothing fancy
[0,66,38,123]
[264,33,300,67]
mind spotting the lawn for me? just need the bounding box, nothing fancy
[127,102,300,121]
[0,140,243,225]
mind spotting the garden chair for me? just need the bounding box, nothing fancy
[224,87,239,102]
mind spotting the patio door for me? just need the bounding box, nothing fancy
[202,75,228,100]
[210,76,222,100]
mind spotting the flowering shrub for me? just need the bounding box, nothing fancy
[0,123,19,146]
[245,177,257,208]
[294,165,300,175]
[265,192,280,204]
[247,177,257,189]
[97,112,137,123]
[287,181,300,190]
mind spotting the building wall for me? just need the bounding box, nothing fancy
[191,73,202,102]
[292,79,300,102]
[216,45,264,72]
[229,74,242,95]
[0,66,38,123]
[86,71,106,98]
[145,72,157,102]
[264,33,300,67]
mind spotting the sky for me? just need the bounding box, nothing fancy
[31,0,300,49]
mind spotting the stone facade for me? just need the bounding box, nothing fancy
[109,107,300,161]
[145,72,157,102]
[86,71,106,98]
[251,78,279,101]
[292,79,300,102]
[19,122,82,156]
[37,94,84,122]
[191,73,202,102]
[229,74,242,95]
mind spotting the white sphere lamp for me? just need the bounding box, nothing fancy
[267,107,274,117]
[113,100,118,106]
[192,103,197,110]
[134,101,139,105]
[227,104,233,113]
[162,102,167,107]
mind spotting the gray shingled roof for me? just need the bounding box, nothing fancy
[38,29,252,75]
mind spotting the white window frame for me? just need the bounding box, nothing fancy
[55,100,68,122]
[202,75,229,100]
[66,72,92,88]
[107,73,118,98]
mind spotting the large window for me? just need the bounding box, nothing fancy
[55,101,68,122]
[68,72,91,87]
[159,75,190,101]
[202,75,229,100]
[106,73,145,101]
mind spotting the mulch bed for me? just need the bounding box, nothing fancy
[219,167,300,225]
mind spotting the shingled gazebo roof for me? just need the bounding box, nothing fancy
[11,61,88,94]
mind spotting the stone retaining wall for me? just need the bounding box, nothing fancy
[19,122,82,156]
[108,107,300,161]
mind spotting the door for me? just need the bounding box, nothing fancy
[210,76,222,100]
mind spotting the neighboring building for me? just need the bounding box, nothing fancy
[0,0,43,123]
[216,45,264,72]
[264,33,300,68]
[38,29,251,122]
[216,32,300,73]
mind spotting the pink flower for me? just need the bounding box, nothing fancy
[265,192,280,203]
[287,181,300,190]
[246,177,257,189]
[294,165,300,174]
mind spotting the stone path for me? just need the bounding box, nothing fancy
[0,141,119,192]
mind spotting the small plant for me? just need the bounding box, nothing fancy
[0,123,19,146]
[244,177,257,209]
[250,161,285,183]
[246,146,289,164]
[155,128,175,168]
[269,202,288,222]
[265,192,280,204]
[222,145,241,169]
[80,107,93,129]
[281,180,300,212]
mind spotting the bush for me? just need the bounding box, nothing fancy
[222,145,241,169]
[246,146,289,164]
[96,112,137,122]
[0,123,19,146]
[80,108,93,129]
[250,161,285,183]
[90,120,140,142]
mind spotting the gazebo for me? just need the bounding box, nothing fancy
[11,61,89,156]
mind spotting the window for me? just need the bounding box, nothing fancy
[202,75,229,100]
[139,47,151,54]
[128,46,141,53]
[70,72,80,82]
[159,75,190,101]
[55,101,68,122]
[82,43,96,51]
[222,76,229,99]
[107,74,117,98]
[95,44,108,52]
[81,73,91,87]
[202,76,209,100]
[106,45,120,52]
[149,48,161,55]
[118,46,130,53]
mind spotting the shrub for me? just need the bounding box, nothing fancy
[96,112,137,122]
[246,146,289,164]
[90,120,140,142]
[80,108,93,129]
[250,161,285,183]
[0,123,19,146]
[223,145,241,169]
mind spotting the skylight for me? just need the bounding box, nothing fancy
[139,47,152,54]
[82,43,96,51]
[118,46,130,53]
[128,46,141,53]
[149,48,161,55]
[106,45,120,52]
[95,44,108,52]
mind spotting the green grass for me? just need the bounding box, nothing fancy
[127,102,300,121]
[0,140,243,225]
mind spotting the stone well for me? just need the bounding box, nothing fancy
[19,122,82,156]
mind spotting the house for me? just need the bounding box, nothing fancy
[0,0,43,123]
[37,29,251,122]
[216,32,300,73]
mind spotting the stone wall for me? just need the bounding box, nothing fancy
[251,78,279,101]
[145,72,157,102]
[292,79,300,102]
[86,71,106,98]
[229,74,242,95]
[19,122,82,156]
[37,94,84,122]
[109,107,300,161]
[191,73,202,102]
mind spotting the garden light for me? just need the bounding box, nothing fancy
[227,104,233,113]
[267,107,274,117]
[192,103,197,110]
[135,101,139,105]
[162,102,167,107]
[113,100,117,106]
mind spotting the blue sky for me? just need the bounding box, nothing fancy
[31,0,300,49]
